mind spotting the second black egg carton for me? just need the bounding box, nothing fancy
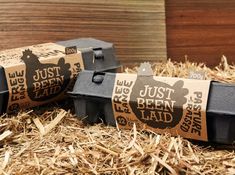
[69,70,235,144]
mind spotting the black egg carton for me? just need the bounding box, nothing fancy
[57,38,120,72]
[0,38,120,114]
[69,70,235,144]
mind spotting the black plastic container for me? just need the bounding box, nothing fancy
[0,68,8,114]
[69,70,235,144]
[57,38,120,72]
[0,38,120,114]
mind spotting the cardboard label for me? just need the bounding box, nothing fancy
[188,70,206,80]
[112,73,211,141]
[65,46,77,55]
[0,43,84,113]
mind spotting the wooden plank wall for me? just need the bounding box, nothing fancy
[166,0,235,66]
[0,0,166,66]
[1,0,235,67]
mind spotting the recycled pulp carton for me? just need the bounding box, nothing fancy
[69,64,235,144]
[0,38,120,114]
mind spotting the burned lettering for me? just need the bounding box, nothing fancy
[8,70,26,102]
[180,91,203,137]
[21,49,71,101]
[113,80,133,114]
[130,78,188,129]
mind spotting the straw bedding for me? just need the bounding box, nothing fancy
[0,57,235,175]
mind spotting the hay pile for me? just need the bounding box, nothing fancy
[1,57,235,175]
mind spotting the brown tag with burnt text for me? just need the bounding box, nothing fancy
[112,73,211,141]
[188,70,206,80]
[1,43,84,113]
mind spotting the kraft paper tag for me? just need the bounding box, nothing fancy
[112,73,211,141]
[188,70,206,80]
[1,43,84,113]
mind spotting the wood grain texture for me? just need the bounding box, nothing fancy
[166,0,235,66]
[0,0,166,66]
[2,0,234,67]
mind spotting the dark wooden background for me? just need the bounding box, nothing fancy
[166,0,235,66]
[1,0,235,67]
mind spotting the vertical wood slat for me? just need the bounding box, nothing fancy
[165,0,235,66]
